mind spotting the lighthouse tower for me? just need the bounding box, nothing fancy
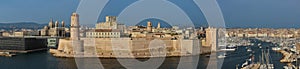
[147,21,152,32]
[70,13,80,40]
[70,12,84,54]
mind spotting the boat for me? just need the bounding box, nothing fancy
[218,53,227,58]
[284,66,292,69]
[220,48,236,51]
[272,47,281,51]
[218,55,226,58]
[241,60,249,67]
[240,49,274,69]
[251,43,255,46]
[220,46,236,51]
[205,54,210,57]
[227,45,237,48]
[219,44,226,47]
[266,40,271,42]
[227,45,236,48]
[0,52,16,57]
[247,48,252,52]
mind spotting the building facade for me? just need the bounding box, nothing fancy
[0,37,47,50]
[86,29,121,38]
[96,16,118,29]
[205,27,218,52]
[41,19,67,37]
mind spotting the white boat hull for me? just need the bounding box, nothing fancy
[220,49,236,51]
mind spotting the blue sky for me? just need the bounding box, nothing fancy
[0,0,300,28]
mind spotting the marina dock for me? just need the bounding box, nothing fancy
[278,50,296,63]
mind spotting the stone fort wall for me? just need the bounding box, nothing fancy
[53,38,201,58]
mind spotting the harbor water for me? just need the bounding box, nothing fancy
[0,39,291,69]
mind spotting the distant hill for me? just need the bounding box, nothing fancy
[0,22,48,30]
[0,22,72,30]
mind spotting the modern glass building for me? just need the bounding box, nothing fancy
[0,37,47,50]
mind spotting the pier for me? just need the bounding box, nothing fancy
[0,48,48,57]
[0,48,48,53]
[278,50,297,63]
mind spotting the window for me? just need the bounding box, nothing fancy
[50,40,56,42]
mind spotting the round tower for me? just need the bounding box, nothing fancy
[70,12,80,40]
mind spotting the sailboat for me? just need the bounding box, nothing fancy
[240,49,274,69]
[260,49,274,69]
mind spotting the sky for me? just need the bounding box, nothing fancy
[0,0,300,28]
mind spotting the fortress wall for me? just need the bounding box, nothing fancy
[80,38,198,53]
[56,38,201,57]
[57,39,73,54]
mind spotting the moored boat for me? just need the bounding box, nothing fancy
[272,47,281,51]
[247,48,252,52]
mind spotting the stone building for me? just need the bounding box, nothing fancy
[2,32,12,37]
[86,29,121,38]
[50,13,84,55]
[13,31,39,37]
[50,13,202,58]
[96,16,118,29]
[205,27,218,52]
[40,19,67,37]
[296,43,300,53]
[93,16,126,37]
[147,21,152,32]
